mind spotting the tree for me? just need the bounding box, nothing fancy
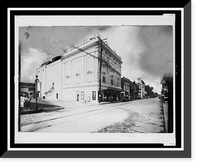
[145,85,154,97]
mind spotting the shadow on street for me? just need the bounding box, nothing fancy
[21,98,63,115]
[29,99,60,110]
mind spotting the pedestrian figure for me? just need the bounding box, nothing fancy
[24,94,32,109]
[24,96,28,109]
[20,96,25,109]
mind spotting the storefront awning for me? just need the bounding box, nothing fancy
[102,87,125,92]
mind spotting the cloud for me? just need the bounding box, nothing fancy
[108,26,173,79]
[105,26,147,79]
[107,26,143,60]
[20,26,94,56]
[19,26,99,83]
[104,25,173,93]
[138,26,173,78]
[19,26,173,93]
[20,48,52,82]
[106,26,173,71]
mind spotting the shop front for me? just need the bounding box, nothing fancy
[101,87,124,102]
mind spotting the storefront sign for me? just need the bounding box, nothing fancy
[92,91,96,100]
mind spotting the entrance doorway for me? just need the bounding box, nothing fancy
[77,94,79,101]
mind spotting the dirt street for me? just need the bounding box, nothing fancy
[21,97,165,133]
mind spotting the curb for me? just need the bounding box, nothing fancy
[162,102,168,133]
[160,101,166,133]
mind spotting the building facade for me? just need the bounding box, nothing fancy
[121,77,131,101]
[37,57,62,101]
[20,82,35,97]
[137,78,146,99]
[130,81,139,100]
[160,75,173,133]
[36,36,123,103]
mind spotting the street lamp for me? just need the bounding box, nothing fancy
[35,75,39,112]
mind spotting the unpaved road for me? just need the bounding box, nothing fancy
[21,97,165,133]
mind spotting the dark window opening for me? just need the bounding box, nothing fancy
[103,76,106,83]
[77,94,79,101]
[111,79,113,85]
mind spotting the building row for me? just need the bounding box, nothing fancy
[121,77,157,101]
[35,36,157,103]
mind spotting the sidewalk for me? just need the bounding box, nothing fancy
[46,99,127,109]
[20,98,133,115]
[21,106,65,115]
[162,101,168,133]
[20,97,115,115]
[20,98,64,115]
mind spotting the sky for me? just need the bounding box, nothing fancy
[19,25,173,93]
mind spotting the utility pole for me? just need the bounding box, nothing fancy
[98,37,107,103]
[98,38,103,103]
[35,75,39,112]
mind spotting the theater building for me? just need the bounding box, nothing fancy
[36,36,123,103]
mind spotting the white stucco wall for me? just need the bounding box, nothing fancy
[36,37,122,102]
[61,46,99,102]
[45,60,62,100]
[37,60,62,100]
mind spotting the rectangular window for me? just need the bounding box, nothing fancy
[56,93,58,99]
[92,91,96,100]
[111,79,113,85]
[103,76,106,83]
[81,91,84,100]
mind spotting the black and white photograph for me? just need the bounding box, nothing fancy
[3,5,192,158]
[15,15,176,145]
[19,26,173,134]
